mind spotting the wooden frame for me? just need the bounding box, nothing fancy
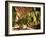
[5,1,45,36]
